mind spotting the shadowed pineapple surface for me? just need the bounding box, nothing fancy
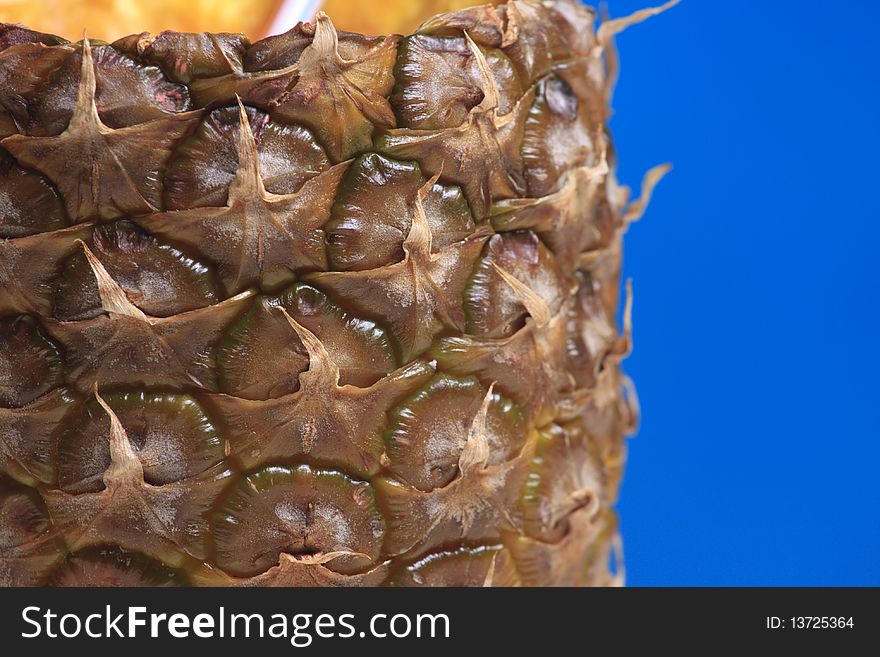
[0,0,666,586]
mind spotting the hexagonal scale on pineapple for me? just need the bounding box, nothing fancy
[0,388,79,486]
[309,177,489,361]
[211,464,385,577]
[57,391,225,494]
[0,151,68,238]
[431,299,574,424]
[48,546,187,586]
[521,422,604,542]
[43,391,234,563]
[44,291,253,393]
[498,0,579,85]
[217,283,396,399]
[52,221,220,321]
[506,507,617,587]
[189,13,400,163]
[377,33,532,219]
[565,270,618,390]
[0,315,63,408]
[326,153,475,271]
[465,231,568,338]
[490,162,611,272]
[244,22,387,73]
[390,34,523,130]
[415,4,505,47]
[384,374,524,492]
[18,41,191,136]
[391,544,519,586]
[114,31,249,85]
[142,100,349,294]
[0,224,93,316]
[521,74,599,198]
[208,310,432,476]
[162,104,330,210]
[375,386,531,558]
[0,41,72,138]
[0,481,65,585]
[1,38,198,221]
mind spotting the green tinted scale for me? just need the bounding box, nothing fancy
[216,282,397,398]
[325,152,475,272]
[57,391,226,493]
[52,220,221,321]
[383,373,524,492]
[211,464,385,577]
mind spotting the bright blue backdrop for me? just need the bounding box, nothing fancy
[608,0,879,585]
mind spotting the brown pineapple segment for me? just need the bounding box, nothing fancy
[390,34,523,130]
[465,231,569,338]
[48,546,187,587]
[0,42,72,138]
[0,25,65,49]
[1,38,196,221]
[383,374,525,492]
[0,481,66,585]
[0,388,79,486]
[0,152,68,239]
[192,14,399,162]
[506,507,615,586]
[216,283,396,399]
[52,220,220,321]
[490,161,611,272]
[211,464,385,577]
[43,241,253,393]
[0,225,94,316]
[43,391,234,564]
[521,422,605,542]
[416,3,505,47]
[390,544,519,586]
[208,311,432,477]
[57,391,225,494]
[431,300,575,425]
[140,102,348,295]
[375,386,531,558]
[19,43,192,134]
[163,104,330,210]
[326,153,475,271]
[521,74,599,197]
[377,33,532,220]
[114,31,249,85]
[309,178,489,361]
[498,0,575,85]
[0,315,64,408]
[565,270,619,390]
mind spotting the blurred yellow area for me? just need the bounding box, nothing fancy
[323,0,498,36]
[0,0,495,40]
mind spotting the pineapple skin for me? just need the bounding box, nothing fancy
[0,0,640,587]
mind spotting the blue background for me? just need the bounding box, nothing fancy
[609,0,879,585]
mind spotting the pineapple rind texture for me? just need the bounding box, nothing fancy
[0,0,654,587]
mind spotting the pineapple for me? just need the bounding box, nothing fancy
[0,0,672,587]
